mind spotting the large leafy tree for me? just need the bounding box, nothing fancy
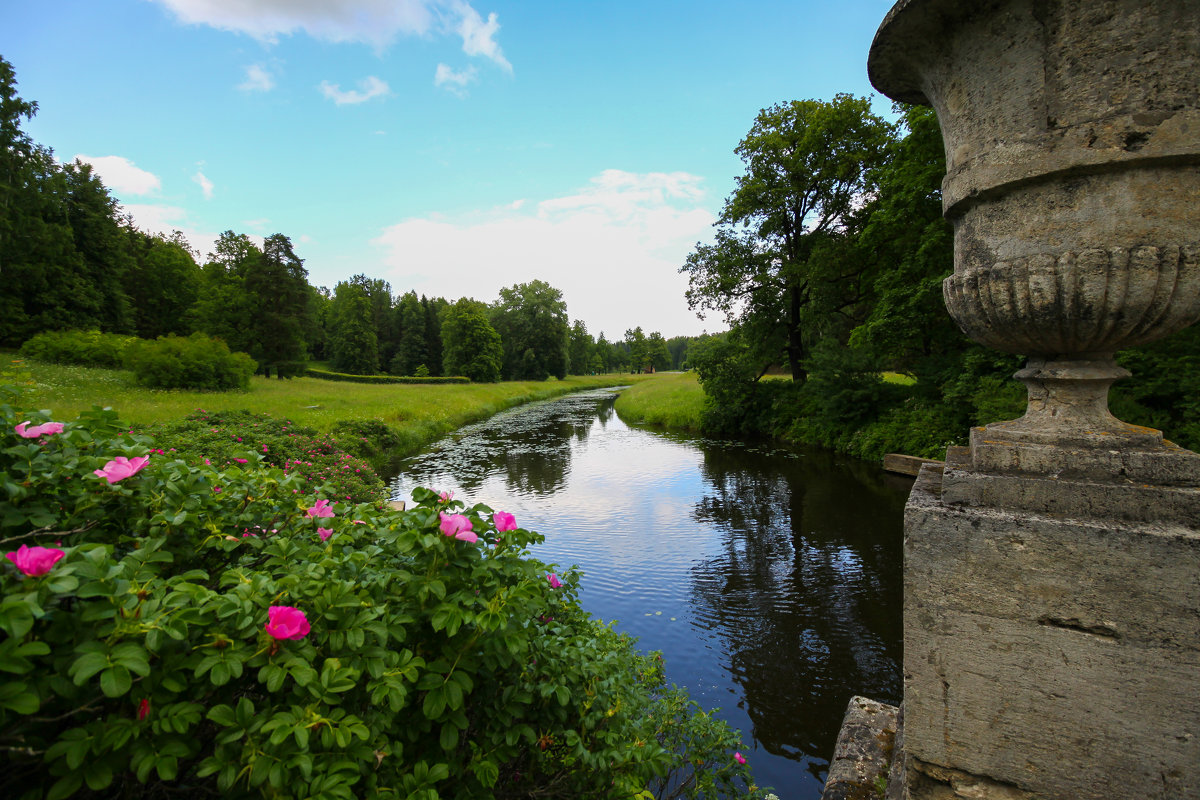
[682,95,894,381]
[328,280,380,375]
[567,320,594,375]
[490,280,570,381]
[190,231,260,354]
[123,229,200,339]
[391,290,428,376]
[442,298,503,382]
[244,233,312,375]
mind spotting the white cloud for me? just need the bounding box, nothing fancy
[319,76,390,105]
[449,0,510,72]
[74,155,161,195]
[243,217,271,229]
[434,63,476,96]
[149,0,436,48]
[370,170,718,337]
[193,170,214,199]
[238,63,275,91]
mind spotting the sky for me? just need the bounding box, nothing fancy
[1,0,900,339]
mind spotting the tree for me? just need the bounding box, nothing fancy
[647,331,672,372]
[0,55,37,280]
[490,280,570,381]
[568,320,595,375]
[391,290,428,375]
[328,281,379,375]
[682,95,894,381]
[442,298,503,382]
[190,231,260,354]
[423,296,447,377]
[123,229,200,339]
[625,327,648,373]
[244,233,311,375]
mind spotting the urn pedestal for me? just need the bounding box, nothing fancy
[865,2,1200,798]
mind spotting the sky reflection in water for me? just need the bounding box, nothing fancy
[389,389,909,798]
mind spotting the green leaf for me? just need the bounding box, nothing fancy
[439,722,458,751]
[0,682,39,714]
[207,704,237,727]
[422,687,446,719]
[84,761,113,791]
[69,652,109,685]
[46,772,82,800]
[100,665,132,698]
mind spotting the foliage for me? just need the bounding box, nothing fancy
[490,281,570,381]
[19,330,137,369]
[0,388,767,800]
[245,234,313,377]
[567,320,595,376]
[328,281,381,376]
[442,299,504,384]
[144,409,385,504]
[304,370,469,386]
[124,333,257,392]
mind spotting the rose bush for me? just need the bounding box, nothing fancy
[0,384,769,800]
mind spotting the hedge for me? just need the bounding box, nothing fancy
[304,369,470,385]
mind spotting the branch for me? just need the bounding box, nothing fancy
[0,520,99,546]
[30,698,103,724]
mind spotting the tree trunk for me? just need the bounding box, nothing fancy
[787,285,807,382]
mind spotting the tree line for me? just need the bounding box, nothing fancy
[0,56,706,383]
[681,94,1200,456]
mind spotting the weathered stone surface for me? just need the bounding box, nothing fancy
[901,466,1200,800]
[822,696,899,800]
[884,453,945,477]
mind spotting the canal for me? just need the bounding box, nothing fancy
[388,388,910,798]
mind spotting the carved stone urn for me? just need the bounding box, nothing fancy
[868,0,1200,494]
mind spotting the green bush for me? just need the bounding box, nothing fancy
[145,410,385,504]
[305,369,469,386]
[124,334,257,391]
[0,388,768,800]
[18,330,137,369]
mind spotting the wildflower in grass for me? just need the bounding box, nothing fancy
[547,573,562,589]
[318,527,333,541]
[734,752,747,765]
[94,455,149,483]
[493,511,517,532]
[264,606,310,640]
[5,544,66,577]
[14,421,65,439]
[438,512,477,543]
[306,498,335,518]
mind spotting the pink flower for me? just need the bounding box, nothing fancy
[305,499,335,518]
[546,573,562,589]
[93,456,149,483]
[5,544,66,577]
[438,512,477,543]
[264,606,310,640]
[317,527,333,541]
[438,490,454,502]
[493,511,517,532]
[138,698,151,721]
[14,421,64,439]
[234,458,248,464]
[734,752,747,765]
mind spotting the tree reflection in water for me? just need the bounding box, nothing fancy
[688,442,905,785]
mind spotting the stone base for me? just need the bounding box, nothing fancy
[822,696,899,800]
[902,464,1200,800]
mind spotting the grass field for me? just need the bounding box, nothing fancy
[613,371,705,431]
[5,357,655,461]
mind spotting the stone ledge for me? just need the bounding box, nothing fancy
[822,696,899,800]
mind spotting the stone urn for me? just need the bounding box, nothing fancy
[868,0,1200,489]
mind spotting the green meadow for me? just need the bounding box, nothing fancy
[613,371,706,431]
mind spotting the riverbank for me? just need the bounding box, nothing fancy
[8,358,655,474]
[612,371,705,430]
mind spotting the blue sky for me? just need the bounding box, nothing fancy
[2,0,898,338]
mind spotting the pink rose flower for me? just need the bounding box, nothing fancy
[234,458,248,464]
[5,544,66,577]
[546,573,562,589]
[264,605,310,640]
[14,421,64,439]
[438,512,477,543]
[734,752,747,765]
[93,455,149,483]
[138,698,151,721]
[438,490,454,502]
[305,499,335,518]
[317,527,333,541]
[493,511,517,532]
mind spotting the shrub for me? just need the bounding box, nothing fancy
[305,369,469,386]
[145,410,385,504]
[0,387,768,800]
[18,330,137,369]
[124,334,256,391]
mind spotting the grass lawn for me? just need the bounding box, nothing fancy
[613,371,705,431]
[6,357,655,461]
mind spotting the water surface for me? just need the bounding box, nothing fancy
[388,388,910,798]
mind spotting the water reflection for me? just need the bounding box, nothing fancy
[388,390,908,799]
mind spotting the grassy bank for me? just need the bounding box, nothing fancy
[8,358,654,469]
[613,371,705,431]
